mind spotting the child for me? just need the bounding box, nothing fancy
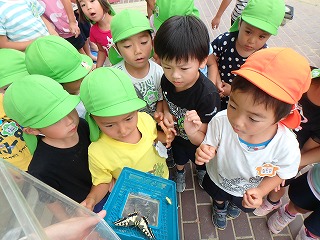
[253,67,320,218]
[79,67,171,211]
[211,0,248,29]
[267,164,320,240]
[154,15,221,192]
[0,49,32,171]
[110,9,163,120]
[148,0,219,85]
[25,35,93,118]
[212,0,285,110]
[3,75,93,205]
[0,0,57,51]
[194,48,311,230]
[76,0,115,68]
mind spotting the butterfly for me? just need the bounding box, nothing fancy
[114,212,156,239]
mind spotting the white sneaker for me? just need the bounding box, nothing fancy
[296,226,318,240]
[253,197,282,216]
[267,204,296,234]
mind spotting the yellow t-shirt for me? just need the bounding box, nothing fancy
[88,112,169,185]
[0,94,32,171]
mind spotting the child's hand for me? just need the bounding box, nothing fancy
[158,120,176,148]
[221,82,231,97]
[154,111,164,123]
[195,144,216,165]
[242,188,263,209]
[80,197,96,211]
[69,21,80,38]
[184,110,202,136]
[163,112,175,129]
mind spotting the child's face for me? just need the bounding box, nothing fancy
[38,109,79,140]
[78,0,104,22]
[62,79,83,95]
[236,21,271,56]
[116,31,152,70]
[161,57,206,92]
[92,111,140,143]
[227,90,277,141]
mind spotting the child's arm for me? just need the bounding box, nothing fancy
[211,0,232,29]
[184,110,207,146]
[242,175,283,209]
[81,183,110,211]
[195,144,216,165]
[300,143,320,169]
[41,16,59,36]
[0,35,33,51]
[60,0,80,37]
[206,54,219,86]
[95,43,107,68]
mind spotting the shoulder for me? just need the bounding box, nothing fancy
[138,112,156,127]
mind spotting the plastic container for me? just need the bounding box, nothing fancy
[103,167,179,240]
[0,159,120,240]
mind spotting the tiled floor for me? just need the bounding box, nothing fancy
[114,0,320,239]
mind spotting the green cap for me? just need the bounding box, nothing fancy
[0,49,29,88]
[229,0,285,35]
[25,35,93,83]
[153,0,200,30]
[109,9,153,65]
[80,67,146,141]
[3,75,80,153]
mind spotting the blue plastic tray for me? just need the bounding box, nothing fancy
[103,167,179,240]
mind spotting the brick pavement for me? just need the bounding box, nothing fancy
[113,0,320,239]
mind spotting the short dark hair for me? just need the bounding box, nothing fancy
[154,15,209,63]
[76,0,113,23]
[231,76,292,123]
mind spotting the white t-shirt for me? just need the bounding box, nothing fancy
[113,59,163,116]
[204,110,300,197]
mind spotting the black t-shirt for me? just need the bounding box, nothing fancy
[28,118,92,203]
[161,71,221,148]
[295,93,320,148]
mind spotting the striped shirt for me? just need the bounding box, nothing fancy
[0,0,49,42]
[231,0,248,22]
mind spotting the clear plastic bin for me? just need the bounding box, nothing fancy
[0,159,120,240]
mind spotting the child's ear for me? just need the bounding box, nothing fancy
[199,57,208,69]
[23,127,41,136]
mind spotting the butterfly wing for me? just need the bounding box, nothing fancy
[136,216,156,239]
[114,212,138,227]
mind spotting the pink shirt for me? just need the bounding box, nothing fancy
[39,0,74,38]
[90,24,113,55]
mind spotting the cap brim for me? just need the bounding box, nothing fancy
[1,70,29,88]
[232,68,294,104]
[242,16,277,35]
[92,98,146,117]
[32,94,80,128]
[230,16,277,35]
[115,27,153,43]
[280,109,301,129]
[58,54,93,83]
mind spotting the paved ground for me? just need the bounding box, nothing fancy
[114,0,320,239]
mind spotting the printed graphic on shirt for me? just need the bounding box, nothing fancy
[219,173,262,195]
[0,120,25,158]
[149,162,166,177]
[256,163,279,177]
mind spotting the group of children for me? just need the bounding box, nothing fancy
[0,0,319,239]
